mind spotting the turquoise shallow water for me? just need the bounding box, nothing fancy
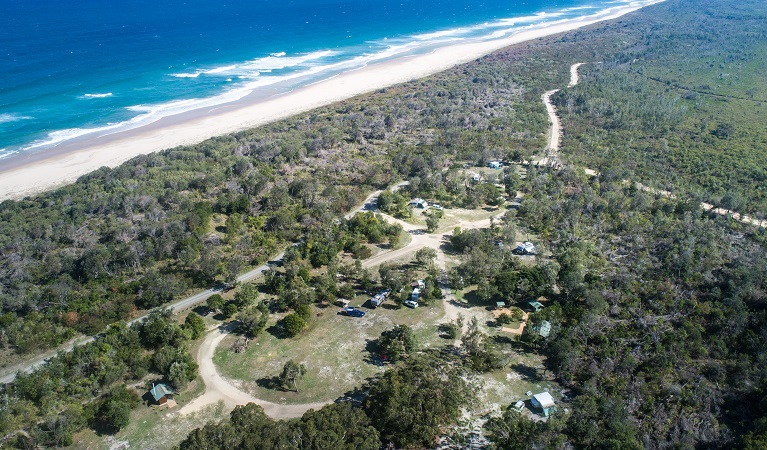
[0,0,644,160]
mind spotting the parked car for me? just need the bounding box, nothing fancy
[340,307,366,317]
[404,300,419,309]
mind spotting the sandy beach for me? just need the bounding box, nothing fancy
[0,2,661,201]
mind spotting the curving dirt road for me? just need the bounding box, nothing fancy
[179,325,329,418]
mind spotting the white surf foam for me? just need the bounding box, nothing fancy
[19,0,663,155]
[0,113,32,124]
[170,50,336,79]
[80,92,113,99]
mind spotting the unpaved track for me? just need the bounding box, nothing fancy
[546,63,764,227]
[188,209,499,419]
[179,326,329,418]
[0,184,404,385]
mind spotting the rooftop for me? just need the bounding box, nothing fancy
[532,392,555,409]
[150,383,174,401]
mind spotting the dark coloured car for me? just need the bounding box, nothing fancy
[340,307,366,317]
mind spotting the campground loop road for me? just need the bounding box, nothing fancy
[184,199,500,419]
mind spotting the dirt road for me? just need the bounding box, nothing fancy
[546,62,764,227]
[186,208,499,419]
[179,325,329,418]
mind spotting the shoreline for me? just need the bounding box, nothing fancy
[0,2,662,201]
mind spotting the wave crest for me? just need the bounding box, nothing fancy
[80,92,113,99]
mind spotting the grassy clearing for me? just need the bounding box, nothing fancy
[436,207,500,233]
[214,301,447,404]
[477,350,561,414]
[72,378,225,450]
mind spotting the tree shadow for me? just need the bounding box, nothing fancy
[265,323,288,339]
[511,363,542,382]
[256,376,288,391]
[211,312,228,321]
[492,334,518,346]
[363,339,387,366]
[336,376,378,405]
[447,299,472,310]
[192,305,209,316]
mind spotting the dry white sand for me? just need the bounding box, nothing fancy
[0,2,662,201]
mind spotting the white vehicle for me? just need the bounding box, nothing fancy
[404,300,419,309]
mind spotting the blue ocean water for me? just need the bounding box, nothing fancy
[0,0,650,159]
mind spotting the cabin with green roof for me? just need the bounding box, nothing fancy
[149,383,175,405]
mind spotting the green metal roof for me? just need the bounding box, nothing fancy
[528,300,544,311]
[150,383,174,401]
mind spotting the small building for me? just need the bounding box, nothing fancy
[516,241,536,255]
[489,161,503,169]
[410,198,429,209]
[528,300,544,312]
[411,288,421,301]
[150,383,175,406]
[531,392,556,417]
[537,320,552,338]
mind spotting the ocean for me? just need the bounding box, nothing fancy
[0,0,651,160]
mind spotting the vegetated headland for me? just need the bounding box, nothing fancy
[2,0,767,448]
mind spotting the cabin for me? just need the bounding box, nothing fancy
[531,392,556,417]
[537,320,552,338]
[149,383,175,406]
[409,198,429,209]
[488,161,503,169]
[528,300,544,312]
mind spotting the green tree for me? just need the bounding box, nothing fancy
[298,402,381,450]
[296,303,313,322]
[415,247,437,268]
[168,360,197,390]
[377,325,417,362]
[184,312,206,340]
[363,353,477,448]
[278,360,307,392]
[233,282,260,308]
[426,215,441,233]
[461,317,504,372]
[237,304,269,338]
[100,399,131,432]
[282,313,307,337]
[484,405,545,450]
[206,294,225,313]
[222,302,239,318]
